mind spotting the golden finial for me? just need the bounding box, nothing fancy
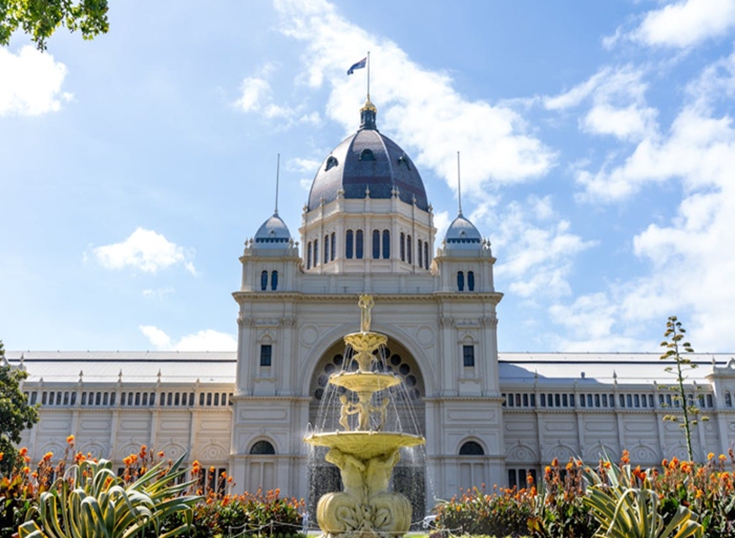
[360,97,377,113]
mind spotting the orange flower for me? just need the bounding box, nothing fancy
[551,458,559,467]
[157,451,164,458]
[708,452,715,460]
[43,452,53,462]
[621,449,630,465]
[67,435,75,444]
[19,447,28,457]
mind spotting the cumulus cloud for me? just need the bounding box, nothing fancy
[545,66,658,142]
[605,0,735,50]
[235,63,321,126]
[272,0,555,193]
[474,196,595,300]
[140,325,237,351]
[549,54,735,351]
[0,46,72,116]
[92,228,196,275]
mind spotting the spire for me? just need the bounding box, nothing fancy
[274,153,280,216]
[359,97,377,130]
[457,151,463,216]
[359,51,377,130]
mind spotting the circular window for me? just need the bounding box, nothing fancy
[406,375,416,387]
[318,374,328,387]
[333,354,343,366]
[324,363,335,374]
[314,388,324,400]
[391,354,402,366]
[399,364,410,375]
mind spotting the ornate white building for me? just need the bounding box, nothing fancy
[9,99,735,511]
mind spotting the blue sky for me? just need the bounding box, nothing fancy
[2,0,735,353]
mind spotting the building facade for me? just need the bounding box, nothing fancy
[9,99,735,509]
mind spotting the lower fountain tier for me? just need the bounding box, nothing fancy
[304,431,425,460]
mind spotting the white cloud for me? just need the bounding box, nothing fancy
[273,0,555,193]
[0,46,72,116]
[475,196,595,300]
[551,56,735,351]
[140,325,237,351]
[142,286,176,299]
[235,63,320,127]
[545,66,658,142]
[236,76,272,112]
[631,0,735,49]
[92,228,196,275]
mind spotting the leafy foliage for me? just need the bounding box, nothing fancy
[583,454,702,538]
[0,0,108,50]
[660,316,707,461]
[437,451,735,538]
[18,453,200,538]
[0,341,39,475]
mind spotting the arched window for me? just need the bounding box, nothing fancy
[424,242,429,269]
[346,230,354,259]
[418,239,423,267]
[360,148,375,161]
[382,230,390,258]
[325,156,338,171]
[459,441,484,456]
[356,230,364,259]
[726,391,732,407]
[331,232,336,261]
[457,271,465,291]
[307,243,312,269]
[400,233,405,262]
[468,271,475,291]
[260,270,268,291]
[313,239,319,267]
[407,235,412,264]
[324,234,330,264]
[372,230,380,259]
[250,440,276,455]
[271,270,278,291]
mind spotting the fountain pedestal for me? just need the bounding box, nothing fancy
[304,295,425,538]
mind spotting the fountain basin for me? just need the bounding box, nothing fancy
[304,431,425,460]
[329,371,401,392]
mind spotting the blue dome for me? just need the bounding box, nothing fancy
[307,100,429,211]
[254,213,291,248]
[444,213,482,249]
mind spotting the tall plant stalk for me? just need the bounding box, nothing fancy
[660,316,706,461]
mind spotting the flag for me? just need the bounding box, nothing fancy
[347,57,367,75]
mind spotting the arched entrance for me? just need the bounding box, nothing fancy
[307,337,427,522]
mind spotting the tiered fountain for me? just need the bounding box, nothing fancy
[304,295,425,538]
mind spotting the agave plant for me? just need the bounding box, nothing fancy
[18,453,200,538]
[583,458,702,538]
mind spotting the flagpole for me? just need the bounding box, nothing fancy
[457,151,462,215]
[275,153,280,215]
[367,51,370,100]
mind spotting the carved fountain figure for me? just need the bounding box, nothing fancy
[304,295,425,538]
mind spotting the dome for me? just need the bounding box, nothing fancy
[253,212,292,248]
[444,213,482,249]
[307,100,429,211]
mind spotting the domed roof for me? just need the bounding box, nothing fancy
[253,212,292,248]
[444,213,482,249]
[307,100,429,211]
